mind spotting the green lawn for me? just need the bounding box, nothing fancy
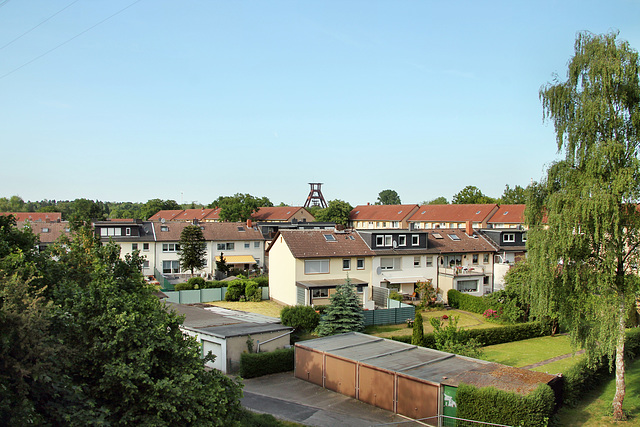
[365,308,501,338]
[480,335,581,368]
[554,357,640,426]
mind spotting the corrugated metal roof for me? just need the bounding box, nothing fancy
[296,332,558,394]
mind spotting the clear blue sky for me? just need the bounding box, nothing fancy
[1,1,639,206]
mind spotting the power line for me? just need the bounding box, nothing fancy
[0,0,12,10]
[0,0,82,51]
[0,0,143,81]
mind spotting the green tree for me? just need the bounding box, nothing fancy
[376,189,401,205]
[527,31,640,421]
[216,252,230,277]
[429,316,483,358]
[209,193,272,222]
[411,311,424,346]
[140,198,181,220]
[452,186,496,204]
[66,198,107,227]
[179,224,207,276]
[423,196,448,205]
[315,278,365,336]
[499,184,527,204]
[314,199,353,226]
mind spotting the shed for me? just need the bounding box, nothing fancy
[168,303,292,373]
[295,332,559,424]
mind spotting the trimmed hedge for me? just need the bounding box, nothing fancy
[239,348,294,378]
[562,328,640,407]
[447,289,491,314]
[391,321,551,349]
[280,305,320,332]
[457,383,555,427]
[173,276,269,291]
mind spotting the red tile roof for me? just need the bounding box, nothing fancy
[18,221,71,243]
[349,204,419,221]
[409,204,498,223]
[269,229,375,258]
[2,212,62,222]
[148,208,220,222]
[251,206,308,221]
[426,229,497,254]
[488,205,526,224]
[153,221,264,242]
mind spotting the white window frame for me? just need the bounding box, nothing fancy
[412,234,419,246]
[384,235,392,247]
[503,233,516,243]
[343,259,351,270]
[398,235,407,246]
[426,256,433,267]
[376,235,384,246]
[380,257,400,270]
[357,258,365,270]
[162,243,180,252]
[143,243,149,251]
[305,259,330,274]
[414,256,421,267]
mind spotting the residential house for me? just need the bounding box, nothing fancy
[480,228,527,290]
[357,230,436,296]
[349,204,419,229]
[486,204,526,229]
[267,229,375,307]
[94,219,157,275]
[3,212,62,222]
[251,206,315,223]
[408,204,499,230]
[148,208,220,222]
[18,220,71,251]
[428,225,496,299]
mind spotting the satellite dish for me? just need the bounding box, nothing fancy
[376,266,382,275]
[161,218,166,224]
[392,241,398,249]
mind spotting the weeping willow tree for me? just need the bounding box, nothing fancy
[526,32,640,420]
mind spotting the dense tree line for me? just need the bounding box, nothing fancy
[0,215,243,425]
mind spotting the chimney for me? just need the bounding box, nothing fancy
[247,219,252,228]
[466,220,473,236]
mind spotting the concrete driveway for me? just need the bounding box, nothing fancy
[241,372,421,426]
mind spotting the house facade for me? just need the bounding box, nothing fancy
[267,229,374,307]
[349,204,419,230]
[408,204,499,230]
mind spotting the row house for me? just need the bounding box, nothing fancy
[93,220,266,278]
[148,208,221,222]
[3,212,63,222]
[17,220,71,251]
[267,225,497,307]
[251,206,315,223]
[408,204,499,230]
[349,204,419,230]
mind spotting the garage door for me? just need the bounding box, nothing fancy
[202,340,223,371]
[324,355,356,398]
[295,347,324,386]
[358,365,395,411]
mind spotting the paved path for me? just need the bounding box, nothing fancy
[242,372,421,426]
[522,349,586,370]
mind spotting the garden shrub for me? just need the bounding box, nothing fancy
[447,289,491,314]
[244,280,262,302]
[280,305,320,332]
[174,282,193,291]
[239,348,294,378]
[187,276,206,289]
[225,280,245,301]
[389,291,403,302]
[456,383,555,427]
[253,276,269,287]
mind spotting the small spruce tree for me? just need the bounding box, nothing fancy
[412,311,424,346]
[315,278,365,336]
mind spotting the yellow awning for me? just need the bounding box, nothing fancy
[215,255,256,264]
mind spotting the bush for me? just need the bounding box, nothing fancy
[239,348,294,378]
[253,276,269,287]
[457,383,555,427]
[187,276,205,289]
[389,291,403,302]
[174,282,193,291]
[225,280,245,301]
[280,306,320,332]
[244,280,262,302]
[447,289,491,314]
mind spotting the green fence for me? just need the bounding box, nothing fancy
[164,286,269,304]
[155,268,173,291]
[363,300,415,326]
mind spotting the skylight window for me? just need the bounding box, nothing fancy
[433,233,443,239]
[324,234,337,242]
[476,210,481,214]
[503,211,509,215]
[237,226,245,231]
[448,234,461,241]
[397,210,403,214]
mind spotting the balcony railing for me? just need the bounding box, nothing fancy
[441,265,485,276]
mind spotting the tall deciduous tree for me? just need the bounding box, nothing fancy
[452,186,496,204]
[499,184,527,204]
[315,278,365,336]
[314,199,353,226]
[140,198,181,220]
[376,189,401,205]
[527,31,640,421]
[179,224,207,276]
[423,196,448,205]
[209,193,272,222]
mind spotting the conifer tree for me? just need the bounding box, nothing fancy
[411,311,424,346]
[315,278,365,336]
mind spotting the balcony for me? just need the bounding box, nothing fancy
[441,265,485,276]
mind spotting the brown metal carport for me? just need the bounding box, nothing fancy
[295,332,558,425]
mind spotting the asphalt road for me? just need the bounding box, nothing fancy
[241,372,421,426]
